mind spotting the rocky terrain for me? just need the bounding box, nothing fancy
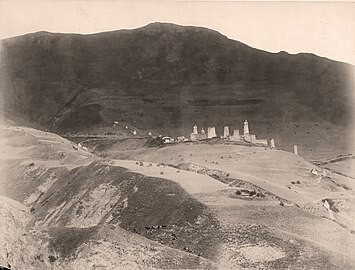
[1,123,354,269]
[0,124,218,269]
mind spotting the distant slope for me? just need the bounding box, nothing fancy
[1,22,354,158]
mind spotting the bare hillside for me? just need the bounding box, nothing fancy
[1,124,354,269]
[1,23,354,159]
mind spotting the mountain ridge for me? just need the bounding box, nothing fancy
[3,22,354,66]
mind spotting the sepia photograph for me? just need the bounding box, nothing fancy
[0,1,354,269]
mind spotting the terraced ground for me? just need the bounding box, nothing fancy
[1,124,354,269]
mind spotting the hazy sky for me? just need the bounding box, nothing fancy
[1,1,354,65]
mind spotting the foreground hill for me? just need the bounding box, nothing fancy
[0,124,217,269]
[1,22,354,159]
[1,124,354,269]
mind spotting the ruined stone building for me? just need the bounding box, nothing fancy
[190,125,199,141]
[223,126,230,138]
[193,125,198,135]
[176,136,186,142]
[190,125,207,141]
[230,129,240,141]
[200,128,207,140]
[188,120,269,146]
[207,127,217,138]
[241,120,268,146]
[243,120,250,135]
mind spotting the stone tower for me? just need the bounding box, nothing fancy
[207,127,216,138]
[193,125,198,135]
[223,126,230,138]
[293,144,298,155]
[243,120,250,135]
[270,138,275,148]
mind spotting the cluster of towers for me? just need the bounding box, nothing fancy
[190,120,270,147]
[189,121,302,154]
[191,125,216,141]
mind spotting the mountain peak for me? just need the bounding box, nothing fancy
[140,22,226,37]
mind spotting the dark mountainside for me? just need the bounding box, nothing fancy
[1,22,354,158]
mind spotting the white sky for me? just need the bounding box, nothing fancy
[0,1,354,65]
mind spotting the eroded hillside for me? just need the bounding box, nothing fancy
[1,124,354,269]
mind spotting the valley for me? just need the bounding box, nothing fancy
[0,22,354,269]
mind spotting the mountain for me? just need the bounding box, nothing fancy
[1,22,354,158]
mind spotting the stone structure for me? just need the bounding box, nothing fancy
[176,136,186,142]
[190,125,198,141]
[237,120,267,146]
[293,144,298,155]
[233,129,240,138]
[270,138,275,148]
[190,125,208,141]
[243,120,250,135]
[223,126,230,138]
[193,125,198,135]
[188,120,267,145]
[230,129,241,141]
[190,133,199,141]
[207,127,217,138]
[199,133,208,140]
[254,138,268,145]
[244,133,267,146]
[162,137,174,143]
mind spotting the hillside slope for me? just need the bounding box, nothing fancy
[1,23,354,158]
[0,124,218,269]
[1,124,355,269]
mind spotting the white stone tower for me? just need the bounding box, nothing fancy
[223,126,230,138]
[207,127,216,138]
[270,138,275,148]
[243,120,250,135]
[193,125,198,135]
[293,144,298,155]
